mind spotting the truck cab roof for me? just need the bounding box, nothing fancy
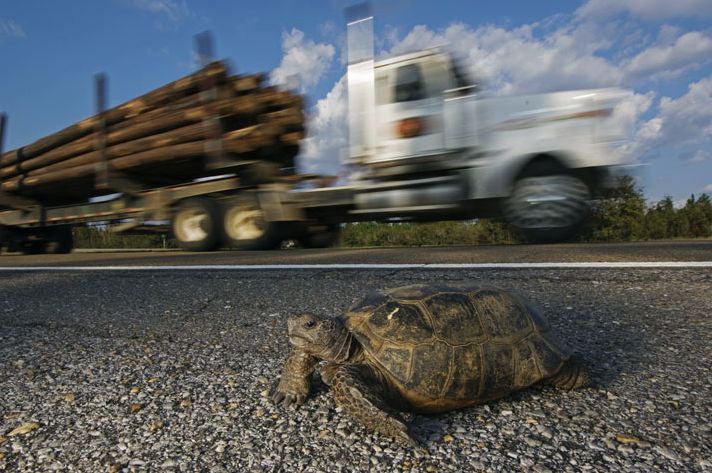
[374,48,443,69]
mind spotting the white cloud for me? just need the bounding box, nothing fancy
[270,29,335,94]
[576,0,712,21]
[0,18,26,40]
[623,31,712,80]
[625,75,712,158]
[299,75,348,175]
[614,91,656,130]
[704,184,712,192]
[655,76,712,142]
[690,150,711,163]
[383,22,624,96]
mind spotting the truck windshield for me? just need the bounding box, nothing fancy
[451,60,474,89]
[394,64,425,102]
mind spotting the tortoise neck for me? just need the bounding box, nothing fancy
[327,330,361,364]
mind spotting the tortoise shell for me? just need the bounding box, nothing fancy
[344,284,570,411]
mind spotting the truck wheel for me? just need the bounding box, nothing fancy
[172,198,222,251]
[45,225,74,254]
[222,198,284,250]
[505,175,590,243]
[298,223,342,248]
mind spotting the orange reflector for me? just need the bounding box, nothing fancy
[396,117,426,138]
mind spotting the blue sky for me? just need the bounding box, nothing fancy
[1,0,711,204]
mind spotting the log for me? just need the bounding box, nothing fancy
[259,107,305,129]
[0,61,229,166]
[0,94,262,179]
[26,121,210,177]
[280,131,306,146]
[0,127,280,192]
[1,142,207,191]
[231,74,266,94]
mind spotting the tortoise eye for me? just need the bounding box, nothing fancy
[304,319,316,328]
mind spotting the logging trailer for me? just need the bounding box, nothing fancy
[0,13,626,254]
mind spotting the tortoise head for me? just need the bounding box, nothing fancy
[287,313,352,362]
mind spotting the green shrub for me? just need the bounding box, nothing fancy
[341,220,519,247]
[73,226,177,249]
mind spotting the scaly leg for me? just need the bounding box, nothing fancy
[545,355,592,390]
[327,364,419,447]
[272,348,318,407]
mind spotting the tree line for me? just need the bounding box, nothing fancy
[579,176,712,242]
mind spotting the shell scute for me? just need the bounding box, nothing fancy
[480,343,515,399]
[445,345,483,400]
[386,284,459,301]
[423,293,485,344]
[514,340,543,388]
[366,300,433,344]
[471,289,532,340]
[408,340,451,397]
[377,344,412,381]
[529,336,566,376]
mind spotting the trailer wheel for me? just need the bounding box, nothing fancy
[504,175,590,243]
[45,225,74,254]
[20,240,46,255]
[172,198,222,251]
[298,223,342,248]
[223,198,284,250]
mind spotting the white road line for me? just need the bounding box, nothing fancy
[0,262,711,271]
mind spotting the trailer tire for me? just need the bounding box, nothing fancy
[222,197,284,250]
[45,225,74,254]
[172,198,222,251]
[298,223,342,248]
[504,174,590,243]
[21,241,46,255]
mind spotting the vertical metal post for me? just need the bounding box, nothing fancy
[195,31,214,68]
[0,113,6,156]
[194,31,226,170]
[0,113,42,211]
[95,73,110,189]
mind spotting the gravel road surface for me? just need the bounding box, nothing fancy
[1,267,711,472]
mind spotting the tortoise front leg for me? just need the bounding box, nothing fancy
[327,364,419,447]
[272,348,318,407]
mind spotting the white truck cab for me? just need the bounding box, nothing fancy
[345,10,625,242]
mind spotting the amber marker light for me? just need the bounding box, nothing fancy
[396,117,426,138]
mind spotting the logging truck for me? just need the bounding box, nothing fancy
[0,14,626,254]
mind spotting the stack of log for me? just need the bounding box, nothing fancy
[0,61,305,202]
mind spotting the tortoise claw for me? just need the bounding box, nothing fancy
[394,424,420,448]
[271,387,307,408]
[400,431,428,454]
[271,391,285,405]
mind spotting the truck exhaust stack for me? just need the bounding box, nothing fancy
[346,3,376,165]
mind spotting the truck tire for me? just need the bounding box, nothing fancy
[172,198,222,251]
[505,174,590,243]
[298,223,342,248]
[45,225,74,254]
[222,197,284,250]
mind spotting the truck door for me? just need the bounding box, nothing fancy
[371,55,450,163]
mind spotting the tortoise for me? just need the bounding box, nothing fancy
[272,284,589,445]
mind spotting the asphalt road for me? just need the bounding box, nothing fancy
[0,245,711,471]
[0,240,711,267]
